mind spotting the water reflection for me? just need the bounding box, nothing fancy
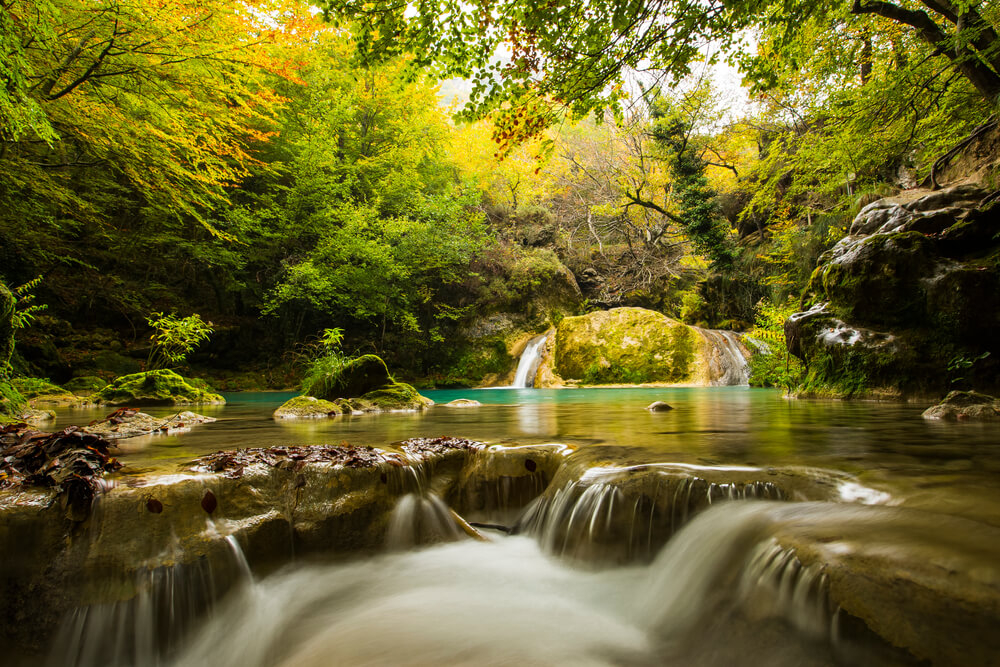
[48,387,1000,525]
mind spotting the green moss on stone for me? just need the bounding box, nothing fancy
[91,369,225,406]
[273,395,343,419]
[305,354,392,400]
[359,381,433,411]
[63,376,109,395]
[555,307,696,384]
[11,378,70,399]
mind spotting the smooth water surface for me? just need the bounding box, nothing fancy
[51,387,1000,522]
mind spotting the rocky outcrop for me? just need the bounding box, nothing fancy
[787,185,1000,397]
[296,354,433,414]
[922,390,1000,420]
[551,307,750,386]
[90,370,225,406]
[305,354,391,400]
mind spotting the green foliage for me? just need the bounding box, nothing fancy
[746,298,804,391]
[10,277,47,331]
[300,328,353,399]
[146,313,214,371]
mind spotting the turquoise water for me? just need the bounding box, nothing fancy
[50,387,1000,524]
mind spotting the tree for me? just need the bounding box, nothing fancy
[317,0,1000,137]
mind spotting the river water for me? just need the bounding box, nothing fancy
[47,388,1000,666]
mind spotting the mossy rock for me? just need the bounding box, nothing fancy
[922,390,1000,421]
[355,381,433,412]
[90,369,225,406]
[305,354,392,400]
[11,378,69,400]
[62,376,108,396]
[273,395,343,420]
[808,232,933,327]
[554,307,696,384]
[0,380,25,421]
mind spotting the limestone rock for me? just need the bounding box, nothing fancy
[788,186,1000,397]
[273,395,343,420]
[90,370,225,406]
[83,408,217,439]
[646,401,673,412]
[555,307,697,384]
[922,390,1000,421]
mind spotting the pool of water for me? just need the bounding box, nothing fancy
[51,387,1000,525]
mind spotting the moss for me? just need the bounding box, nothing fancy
[437,338,513,386]
[62,376,109,395]
[273,395,343,419]
[0,379,25,422]
[555,307,696,384]
[304,354,392,401]
[11,378,71,399]
[91,369,225,406]
[358,381,433,411]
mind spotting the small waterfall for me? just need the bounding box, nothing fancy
[47,528,253,667]
[511,333,549,388]
[695,328,751,386]
[385,493,463,549]
[515,468,783,564]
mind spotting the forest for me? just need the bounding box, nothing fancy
[1,0,998,401]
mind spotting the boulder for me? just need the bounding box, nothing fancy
[646,401,673,412]
[555,307,697,384]
[788,186,1000,397]
[90,370,225,406]
[273,395,343,420]
[62,376,108,396]
[351,381,434,412]
[305,354,391,400]
[922,390,1000,421]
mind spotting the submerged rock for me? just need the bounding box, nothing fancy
[646,401,674,412]
[90,369,225,406]
[922,390,1000,421]
[444,398,481,407]
[273,395,343,419]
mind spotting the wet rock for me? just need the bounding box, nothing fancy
[83,408,217,439]
[90,370,225,406]
[764,502,1000,667]
[398,436,485,457]
[922,390,1000,421]
[354,381,433,412]
[272,395,343,419]
[647,401,673,412]
[444,398,481,407]
[0,425,121,520]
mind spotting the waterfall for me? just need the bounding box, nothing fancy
[694,328,752,386]
[511,333,549,388]
[47,527,253,667]
[164,502,860,667]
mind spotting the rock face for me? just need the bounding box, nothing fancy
[555,308,697,384]
[90,370,226,406]
[787,185,1000,397]
[922,390,1000,420]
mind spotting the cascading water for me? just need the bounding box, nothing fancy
[511,333,549,388]
[47,526,253,667]
[694,328,752,386]
[161,502,878,667]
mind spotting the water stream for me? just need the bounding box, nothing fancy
[37,389,1000,665]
